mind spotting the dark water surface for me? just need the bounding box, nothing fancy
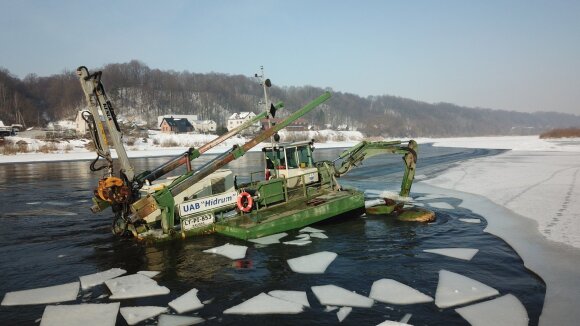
[0,144,544,325]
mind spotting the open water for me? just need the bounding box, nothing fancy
[0,144,545,325]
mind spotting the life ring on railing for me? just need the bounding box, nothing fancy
[237,191,254,212]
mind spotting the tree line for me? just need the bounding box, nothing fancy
[1,60,579,137]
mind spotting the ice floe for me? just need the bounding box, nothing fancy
[337,306,352,322]
[2,282,79,306]
[459,218,481,224]
[455,294,529,326]
[423,248,479,261]
[169,288,204,313]
[158,314,205,326]
[296,234,311,239]
[203,243,247,260]
[428,202,454,209]
[120,306,167,325]
[299,226,325,233]
[434,270,499,308]
[79,268,127,290]
[311,285,374,308]
[310,232,329,239]
[268,290,310,307]
[105,274,170,300]
[287,251,337,274]
[283,239,312,246]
[223,292,304,314]
[248,232,288,245]
[40,303,119,326]
[376,321,412,326]
[369,279,433,304]
[137,270,161,278]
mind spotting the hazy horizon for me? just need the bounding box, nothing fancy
[1,0,578,115]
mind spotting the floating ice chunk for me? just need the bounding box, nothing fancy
[400,313,412,323]
[203,243,247,260]
[268,290,310,307]
[310,232,328,239]
[137,270,161,278]
[423,248,479,261]
[80,268,127,290]
[459,218,481,224]
[105,274,170,300]
[311,285,374,308]
[376,321,412,326]
[296,234,310,239]
[169,288,204,313]
[158,314,205,326]
[2,282,79,306]
[287,251,337,274]
[223,293,304,314]
[299,226,325,233]
[337,306,352,322]
[434,270,499,308]
[455,294,529,326]
[325,305,338,312]
[283,239,312,246]
[120,306,167,325]
[369,279,433,305]
[40,303,119,326]
[248,232,288,245]
[428,202,454,209]
[365,199,385,208]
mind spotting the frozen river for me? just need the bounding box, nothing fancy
[0,145,545,325]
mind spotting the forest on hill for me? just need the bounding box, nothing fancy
[1,60,579,137]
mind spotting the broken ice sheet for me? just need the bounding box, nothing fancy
[369,279,433,305]
[337,306,352,322]
[299,226,325,233]
[158,314,205,326]
[283,239,312,246]
[455,294,529,326]
[120,306,167,325]
[203,243,247,260]
[169,288,204,314]
[434,270,499,308]
[40,303,119,326]
[268,290,310,307]
[423,248,479,261]
[309,232,328,239]
[376,321,412,326]
[2,282,79,306]
[311,285,374,308]
[137,270,160,278]
[296,234,311,240]
[248,232,288,245]
[459,218,481,224]
[105,274,170,300]
[287,251,337,274]
[223,292,304,315]
[428,202,454,209]
[79,268,127,290]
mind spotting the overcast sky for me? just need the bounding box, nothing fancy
[1,0,579,115]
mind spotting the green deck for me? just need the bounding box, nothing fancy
[213,188,365,240]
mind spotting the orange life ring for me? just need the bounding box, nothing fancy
[237,191,254,212]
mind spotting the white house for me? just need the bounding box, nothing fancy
[227,112,259,131]
[193,120,217,133]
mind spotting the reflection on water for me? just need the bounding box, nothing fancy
[0,145,543,325]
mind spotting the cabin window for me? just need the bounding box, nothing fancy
[264,148,285,169]
[297,146,313,167]
[285,147,298,168]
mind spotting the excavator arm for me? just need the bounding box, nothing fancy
[333,140,418,197]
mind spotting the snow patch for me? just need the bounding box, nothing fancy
[287,251,337,274]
